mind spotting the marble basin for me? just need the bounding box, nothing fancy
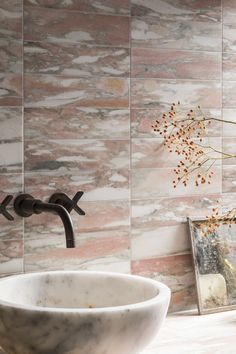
[0,271,170,354]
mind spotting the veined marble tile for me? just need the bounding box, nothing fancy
[25,139,130,172]
[24,0,130,15]
[0,108,23,173]
[132,195,221,228]
[0,108,22,141]
[222,138,236,165]
[223,166,236,193]
[131,48,221,80]
[131,0,221,22]
[0,74,22,107]
[222,109,236,136]
[0,174,23,195]
[25,75,129,108]
[78,260,131,273]
[223,0,236,24]
[223,23,236,52]
[132,137,222,168]
[0,0,23,40]
[131,254,196,312]
[131,108,222,138]
[0,39,22,73]
[0,217,23,242]
[24,107,130,140]
[132,166,222,199]
[222,192,236,211]
[0,142,22,174]
[24,6,130,47]
[131,224,190,260]
[24,200,130,236]
[131,17,221,51]
[25,169,129,201]
[24,204,131,272]
[131,79,221,109]
[223,53,236,80]
[0,174,23,241]
[24,42,130,77]
[24,229,130,268]
[25,253,131,273]
[0,240,23,275]
[223,81,236,108]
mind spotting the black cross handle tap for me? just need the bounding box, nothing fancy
[0,195,14,221]
[48,191,85,216]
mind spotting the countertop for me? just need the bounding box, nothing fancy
[1,309,236,353]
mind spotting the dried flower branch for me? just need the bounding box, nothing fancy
[196,206,236,236]
[152,102,236,188]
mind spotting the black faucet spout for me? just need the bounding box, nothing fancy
[14,194,75,248]
[35,202,75,248]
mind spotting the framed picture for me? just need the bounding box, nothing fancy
[188,217,236,315]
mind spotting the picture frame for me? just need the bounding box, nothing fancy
[188,217,236,315]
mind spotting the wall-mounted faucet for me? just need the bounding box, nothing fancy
[4,191,86,249]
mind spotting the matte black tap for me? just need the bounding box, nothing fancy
[14,194,75,248]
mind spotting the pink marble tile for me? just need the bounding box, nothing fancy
[25,6,130,46]
[222,193,236,211]
[0,240,24,275]
[131,0,221,22]
[222,138,236,165]
[131,79,221,109]
[131,254,196,312]
[223,0,236,24]
[223,52,236,80]
[131,224,190,259]
[132,195,221,228]
[0,174,23,242]
[24,229,130,272]
[24,107,130,140]
[23,199,130,269]
[25,0,130,15]
[0,74,22,107]
[0,174,23,196]
[25,253,131,273]
[223,81,236,107]
[131,48,221,80]
[131,17,221,51]
[222,109,236,136]
[132,166,222,199]
[25,139,130,172]
[0,0,23,40]
[0,108,22,141]
[26,199,130,234]
[223,166,236,193]
[25,75,129,108]
[0,141,22,174]
[223,23,236,52]
[0,216,23,242]
[25,169,129,202]
[132,137,222,168]
[24,42,130,77]
[0,108,23,173]
[0,39,22,73]
[131,108,222,138]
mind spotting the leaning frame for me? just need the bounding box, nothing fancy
[188,217,236,315]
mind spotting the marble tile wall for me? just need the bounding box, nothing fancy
[0,1,24,276]
[23,0,131,274]
[0,0,235,312]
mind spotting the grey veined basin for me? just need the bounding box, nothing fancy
[0,271,171,354]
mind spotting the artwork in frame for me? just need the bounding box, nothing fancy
[188,217,236,315]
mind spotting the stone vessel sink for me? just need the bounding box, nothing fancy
[0,271,170,354]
